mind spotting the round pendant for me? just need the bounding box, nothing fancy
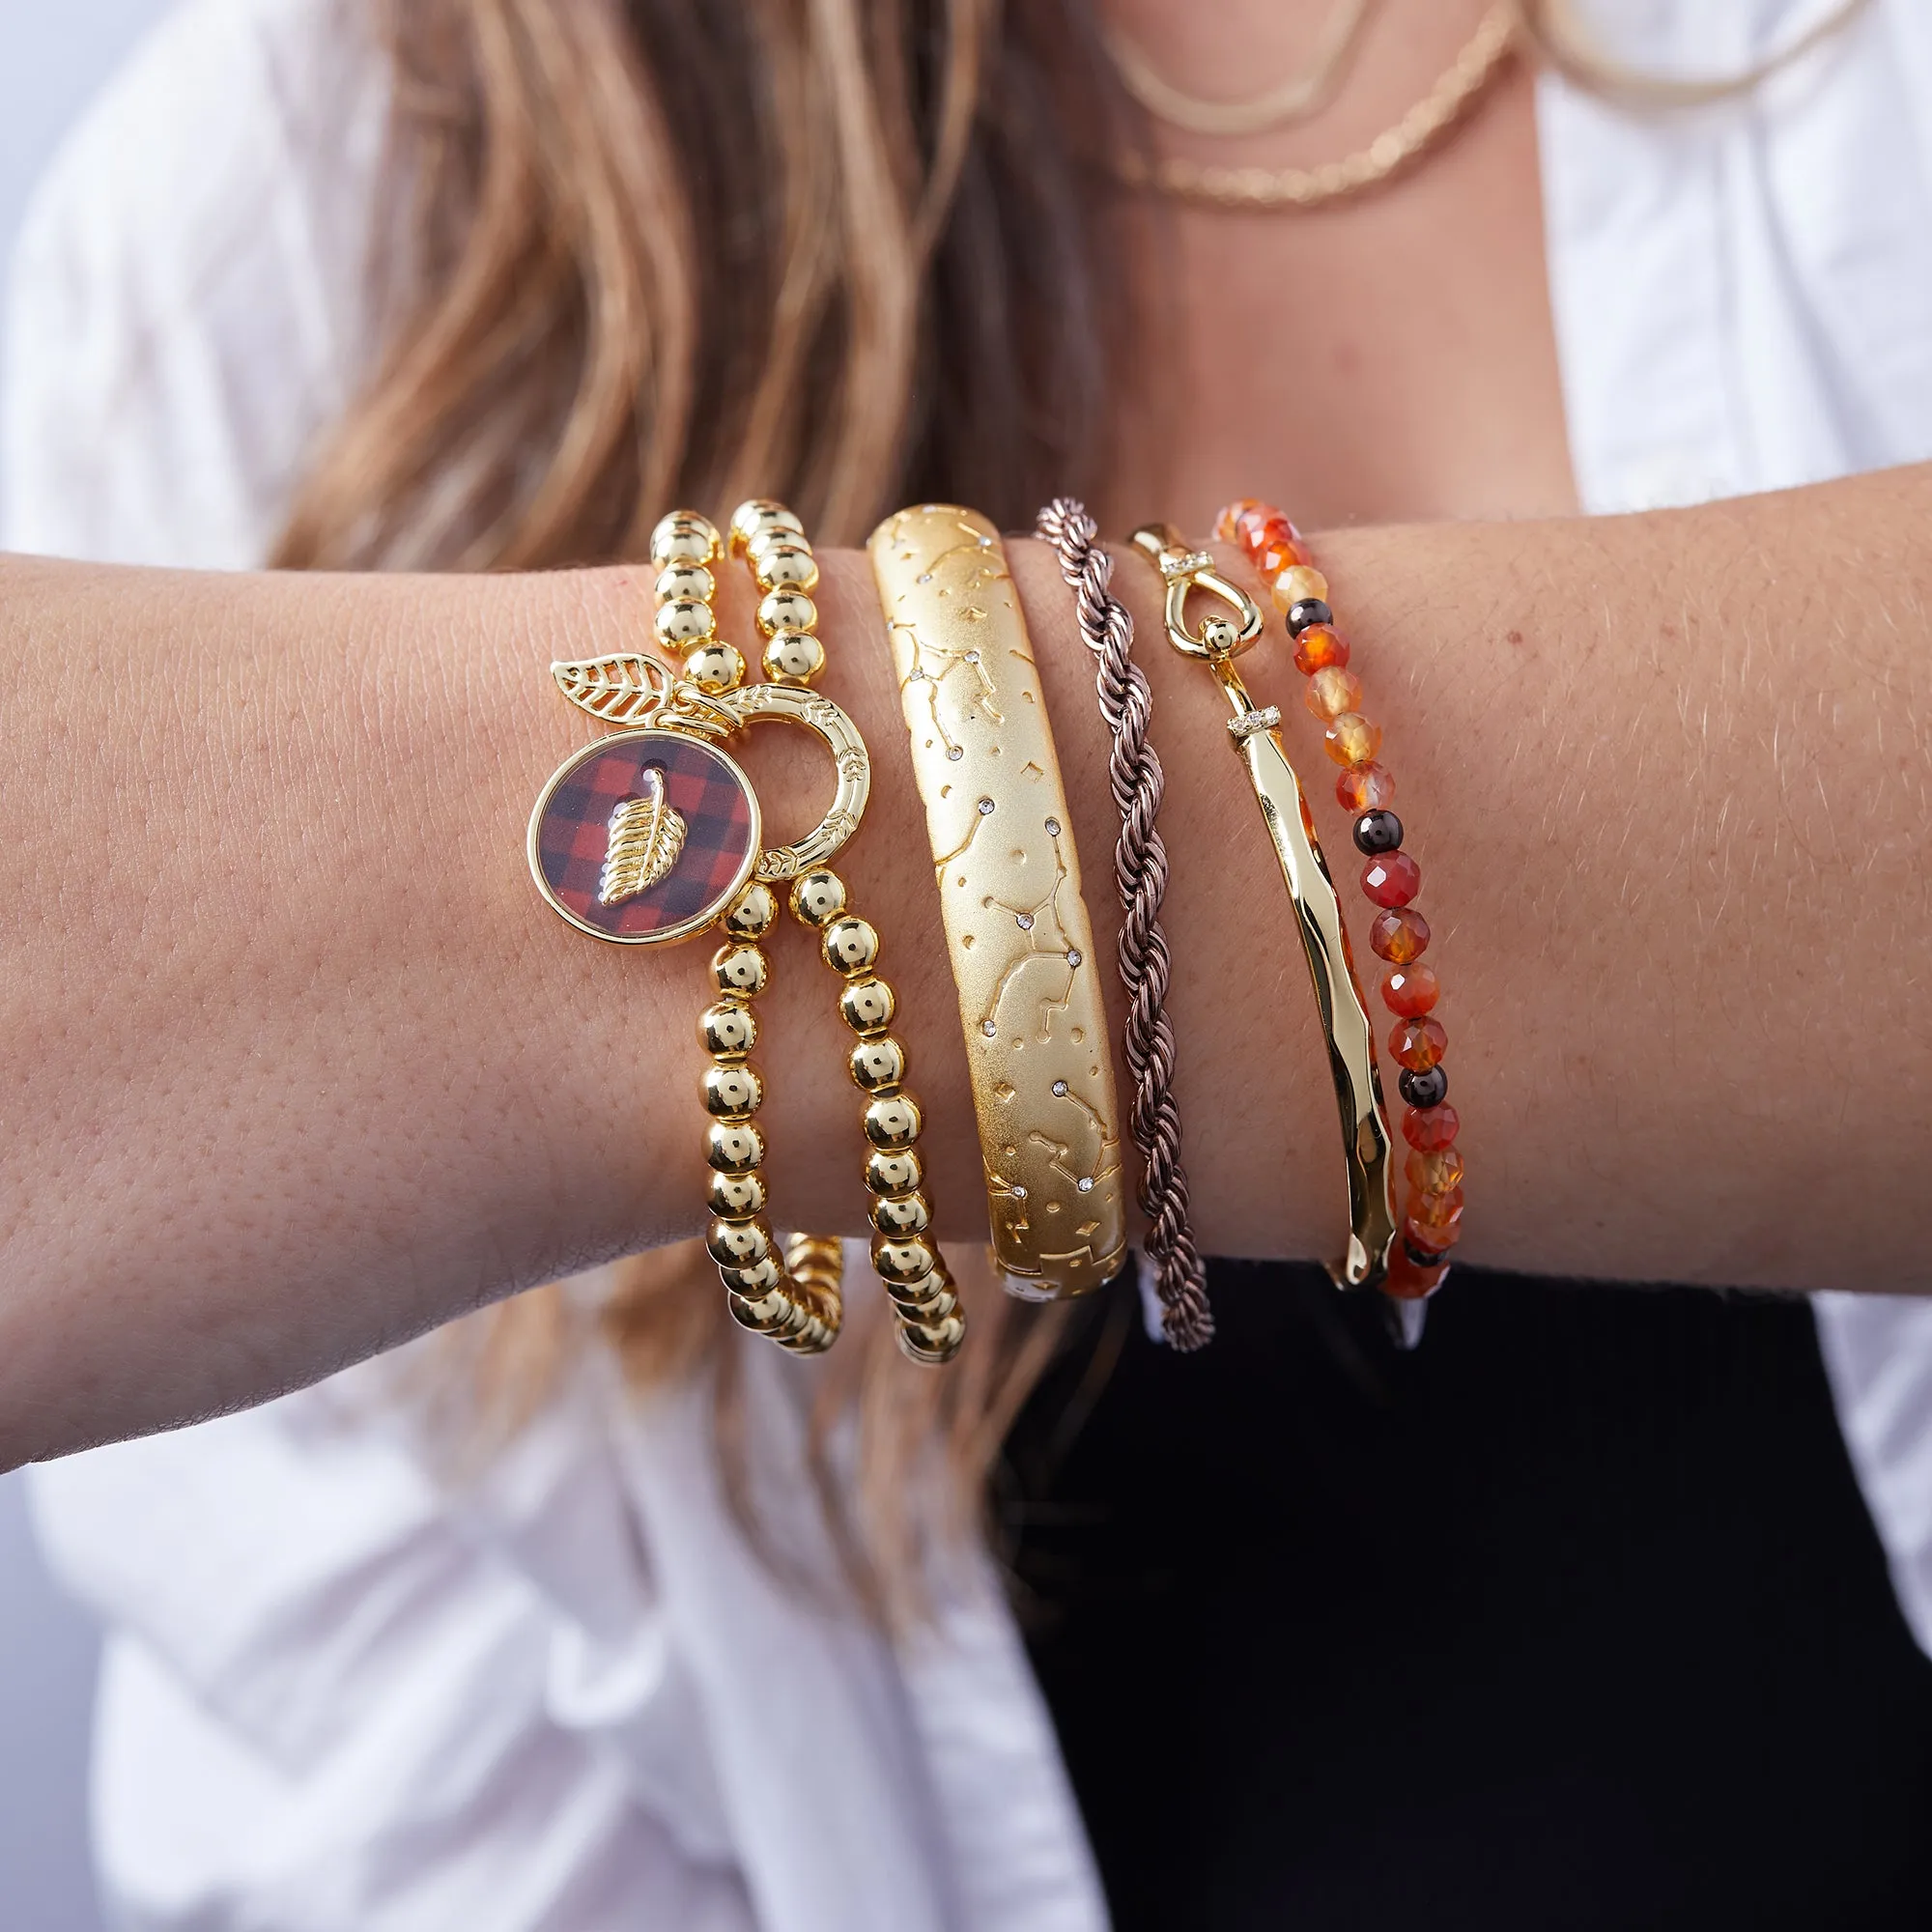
[527,730,760,944]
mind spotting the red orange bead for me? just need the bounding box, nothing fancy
[1293,624,1350,675]
[1361,851,1420,907]
[1336,761,1395,813]
[1381,965,1440,1017]
[1323,712,1382,766]
[1403,1102,1461,1151]
[1305,667,1362,721]
[1405,1206,1463,1251]
[1390,1013,1447,1071]
[1370,906,1430,964]
[1258,534,1310,577]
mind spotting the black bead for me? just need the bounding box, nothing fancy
[1352,810,1404,856]
[1285,597,1332,637]
[1399,1065,1449,1109]
[1404,1237,1450,1269]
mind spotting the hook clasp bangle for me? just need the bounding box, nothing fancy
[1130,523,1265,662]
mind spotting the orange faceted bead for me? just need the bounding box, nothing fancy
[1272,564,1329,613]
[1405,1204,1463,1251]
[1381,964,1440,1017]
[1410,1184,1464,1230]
[1323,711,1383,767]
[1370,906,1431,964]
[1336,761,1396,813]
[1292,623,1350,675]
[1406,1146,1465,1194]
[1258,533,1310,577]
[1305,667,1363,721]
[1216,498,1265,543]
[1390,1013,1447,1071]
[1403,1101,1461,1151]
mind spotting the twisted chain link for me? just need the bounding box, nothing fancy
[1036,499,1211,1350]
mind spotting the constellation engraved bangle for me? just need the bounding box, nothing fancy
[1129,522,1399,1293]
[1035,497,1210,1350]
[868,503,1126,1300]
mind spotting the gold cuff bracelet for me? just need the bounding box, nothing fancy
[868,504,1126,1298]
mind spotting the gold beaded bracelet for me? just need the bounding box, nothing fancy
[526,504,961,1364]
[868,504,1126,1300]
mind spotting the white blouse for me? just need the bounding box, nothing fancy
[8,0,1932,1925]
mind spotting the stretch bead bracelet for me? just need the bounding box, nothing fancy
[526,505,959,1362]
[1219,498,1463,1302]
[1035,497,1211,1350]
[723,501,964,1364]
[1129,523,1399,1293]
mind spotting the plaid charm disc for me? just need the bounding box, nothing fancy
[528,730,760,944]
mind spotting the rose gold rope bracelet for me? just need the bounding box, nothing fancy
[1035,498,1212,1350]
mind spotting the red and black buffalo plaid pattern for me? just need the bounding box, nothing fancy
[536,732,756,940]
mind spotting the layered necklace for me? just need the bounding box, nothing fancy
[1113,1,1520,212]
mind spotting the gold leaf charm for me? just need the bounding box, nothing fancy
[598,769,689,906]
[553,653,674,726]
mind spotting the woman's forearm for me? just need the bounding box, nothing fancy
[3,467,1927,1463]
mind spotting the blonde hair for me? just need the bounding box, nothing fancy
[281,0,1868,1614]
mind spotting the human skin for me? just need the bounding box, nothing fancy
[1,460,1928,1467]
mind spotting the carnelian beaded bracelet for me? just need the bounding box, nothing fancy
[1217,499,1463,1303]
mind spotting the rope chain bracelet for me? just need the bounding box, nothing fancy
[1036,498,1212,1350]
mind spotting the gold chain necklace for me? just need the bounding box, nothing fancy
[1119,3,1519,213]
[1105,0,1380,138]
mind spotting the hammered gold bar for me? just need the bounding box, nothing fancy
[1131,524,1398,1291]
[868,504,1126,1297]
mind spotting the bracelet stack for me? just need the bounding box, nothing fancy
[525,486,1475,1363]
[1218,498,1463,1302]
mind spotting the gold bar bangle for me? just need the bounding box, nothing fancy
[868,504,1126,1299]
[1130,524,1398,1290]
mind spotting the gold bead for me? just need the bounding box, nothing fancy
[649,512,720,568]
[822,916,880,976]
[712,943,768,997]
[864,1094,922,1150]
[762,630,826,686]
[839,977,895,1037]
[721,1256,786,1298]
[727,498,802,555]
[722,881,779,940]
[888,1268,954,1318]
[849,1036,906,1093]
[706,1217,773,1268]
[871,1232,940,1286]
[655,598,718,649]
[705,1120,764,1174]
[870,1191,930,1236]
[708,1170,767,1219]
[866,1147,923,1195]
[895,1312,965,1364]
[758,588,816,638]
[654,561,714,606]
[753,543,820,594]
[698,1001,757,1059]
[702,1063,763,1119]
[682,641,745,693]
[789,868,847,927]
